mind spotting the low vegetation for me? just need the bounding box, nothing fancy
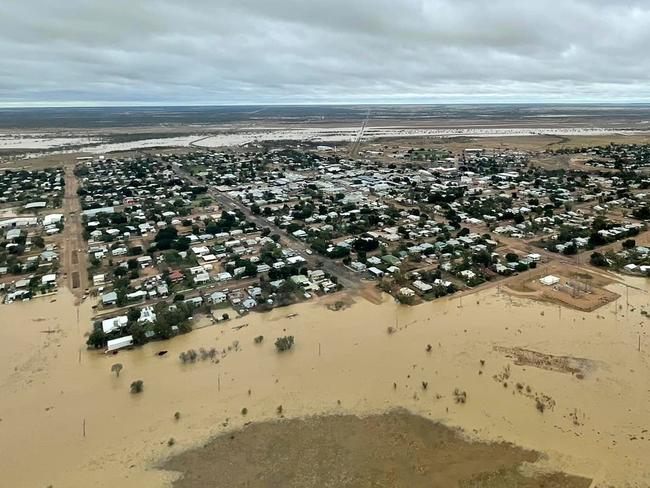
[130,380,144,394]
[274,335,294,352]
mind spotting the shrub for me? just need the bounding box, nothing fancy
[130,380,144,394]
[110,363,123,378]
[274,335,294,352]
[254,335,264,344]
[453,388,467,404]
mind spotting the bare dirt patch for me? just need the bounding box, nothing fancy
[494,346,595,377]
[161,411,591,488]
[71,271,80,289]
[503,264,619,312]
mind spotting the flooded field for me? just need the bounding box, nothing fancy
[0,276,649,487]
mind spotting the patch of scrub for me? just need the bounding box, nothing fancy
[161,410,591,488]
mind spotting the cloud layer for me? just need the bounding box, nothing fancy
[2,0,650,105]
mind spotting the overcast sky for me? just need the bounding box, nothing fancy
[2,0,650,106]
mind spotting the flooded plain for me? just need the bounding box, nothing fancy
[0,275,649,487]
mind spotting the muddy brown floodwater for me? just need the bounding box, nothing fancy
[163,410,591,488]
[0,275,649,487]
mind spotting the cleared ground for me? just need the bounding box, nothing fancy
[503,264,620,312]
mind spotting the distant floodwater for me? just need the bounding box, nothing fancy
[1,126,646,155]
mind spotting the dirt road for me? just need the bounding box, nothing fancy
[350,109,370,157]
[62,163,87,302]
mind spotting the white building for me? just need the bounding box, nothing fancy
[41,274,57,286]
[412,280,433,293]
[138,306,157,324]
[208,291,227,304]
[106,335,133,352]
[43,214,63,227]
[539,275,560,286]
[102,315,128,334]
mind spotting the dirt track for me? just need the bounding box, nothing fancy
[62,162,87,301]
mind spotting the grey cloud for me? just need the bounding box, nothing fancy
[1,0,650,105]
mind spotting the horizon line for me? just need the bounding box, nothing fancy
[3,100,650,109]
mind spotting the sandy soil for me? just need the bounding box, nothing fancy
[162,411,591,488]
[86,136,201,154]
[502,264,620,312]
[189,127,646,150]
[0,135,101,149]
[1,126,647,157]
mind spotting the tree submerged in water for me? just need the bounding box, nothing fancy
[130,380,144,394]
[274,336,294,352]
[111,363,123,378]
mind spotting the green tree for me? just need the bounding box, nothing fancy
[590,252,609,267]
[87,329,107,349]
[127,307,141,323]
[622,239,636,249]
[128,322,148,345]
[153,319,173,340]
